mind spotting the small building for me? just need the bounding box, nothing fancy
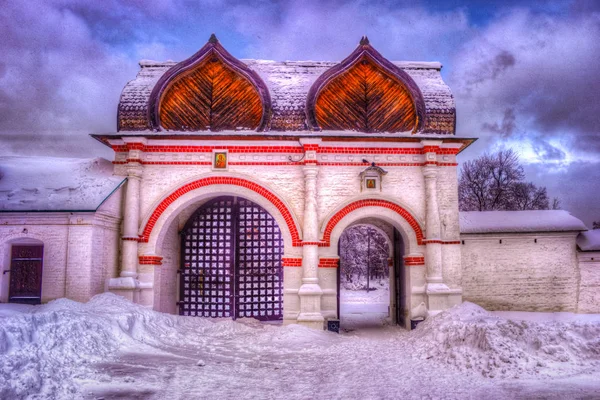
[1,35,598,328]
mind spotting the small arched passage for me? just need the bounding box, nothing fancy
[319,199,425,329]
[337,221,407,331]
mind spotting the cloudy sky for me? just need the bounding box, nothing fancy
[1,0,599,226]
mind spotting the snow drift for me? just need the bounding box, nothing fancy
[410,302,600,378]
[1,294,600,399]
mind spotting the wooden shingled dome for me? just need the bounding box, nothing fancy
[306,37,426,134]
[148,34,271,131]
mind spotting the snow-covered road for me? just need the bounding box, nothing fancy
[1,294,599,399]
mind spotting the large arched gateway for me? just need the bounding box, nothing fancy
[179,196,284,320]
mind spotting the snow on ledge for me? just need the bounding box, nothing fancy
[0,156,124,212]
[577,229,600,251]
[459,210,588,234]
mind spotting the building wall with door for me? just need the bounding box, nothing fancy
[0,187,123,304]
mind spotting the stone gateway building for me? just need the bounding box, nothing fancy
[1,36,599,329]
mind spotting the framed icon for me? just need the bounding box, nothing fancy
[213,151,228,169]
[366,178,377,189]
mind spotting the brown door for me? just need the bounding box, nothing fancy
[8,245,43,304]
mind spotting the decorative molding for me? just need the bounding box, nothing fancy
[138,177,301,246]
[282,257,303,267]
[321,199,425,246]
[139,255,163,265]
[318,258,340,268]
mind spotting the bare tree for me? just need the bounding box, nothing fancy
[339,225,389,291]
[509,182,549,210]
[459,149,525,211]
[459,149,555,211]
[593,221,600,230]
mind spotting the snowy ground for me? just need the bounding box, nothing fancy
[1,294,600,399]
[340,286,390,332]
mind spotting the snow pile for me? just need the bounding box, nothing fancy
[459,210,588,234]
[2,295,600,398]
[0,156,124,211]
[578,229,600,251]
[0,293,254,399]
[410,302,600,378]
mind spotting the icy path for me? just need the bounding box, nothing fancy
[1,294,600,399]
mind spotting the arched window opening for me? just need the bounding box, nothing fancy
[306,36,425,134]
[148,34,271,132]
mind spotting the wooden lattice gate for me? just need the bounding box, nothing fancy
[179,196,283,320]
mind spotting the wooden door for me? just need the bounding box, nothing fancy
[9,245,43,304]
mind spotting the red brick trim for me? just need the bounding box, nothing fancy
[404,256,425,266]
[321,199,424,246]
[111,144,460,156]
[282,257,303,267]
[112,145,304,154]
[121,236,140,241]
[422,239,461,245]
[301,241,328,246]
[113,160,457,167]
[319,258,340,268]
[139,177,301,245]
[139,255,163,265]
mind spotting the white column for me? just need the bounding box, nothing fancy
[107,159,142,302]
[297,163,324,329]
[121,163,143,278]
[423,165,443,284]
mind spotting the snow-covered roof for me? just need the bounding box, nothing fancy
[459,210,588,234]
[118,59,455,134]
[0,157,125,212]
[577,229,600,251]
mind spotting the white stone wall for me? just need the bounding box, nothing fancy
[460,232,580,312]
[578,251,600,313]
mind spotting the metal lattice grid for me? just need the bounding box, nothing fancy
[179,196,283,321]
